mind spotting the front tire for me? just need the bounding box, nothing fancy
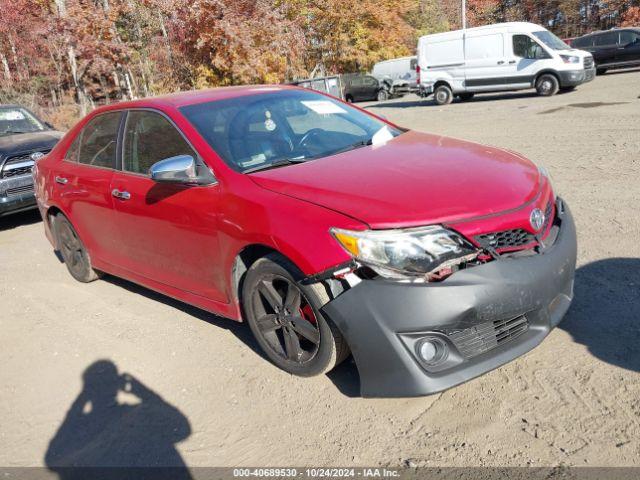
[596,68,607,75]
[241,254,349,377]
[536,74,559,96]
[434,84,453,105]
[53,214,101,283]
[376,89,389,102]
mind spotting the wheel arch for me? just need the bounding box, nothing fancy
[230,244,296,309]
[534,69,561,87]
[433,80,452,91]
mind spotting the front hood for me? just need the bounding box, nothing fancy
[0,130,64,158]
[557,48,592,58]
[250,131,541,229]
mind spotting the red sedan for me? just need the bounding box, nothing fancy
[33,86,577,397]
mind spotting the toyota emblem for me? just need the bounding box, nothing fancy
[530,208,545,232]
[30,151,45,161]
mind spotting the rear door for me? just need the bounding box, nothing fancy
[463,32,511,90]
[53,112,122,263]
[592,31,619,66]
[109,109,226,302]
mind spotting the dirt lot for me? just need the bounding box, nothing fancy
[1,70,639,470]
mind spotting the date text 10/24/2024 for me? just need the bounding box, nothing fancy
[233,468,401,478]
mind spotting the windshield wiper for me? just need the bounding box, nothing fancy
[320,138,373,158]
[243,157,307,174]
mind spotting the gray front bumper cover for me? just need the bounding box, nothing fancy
[322,200,577,398]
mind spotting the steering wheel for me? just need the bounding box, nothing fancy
[297,128,326,152]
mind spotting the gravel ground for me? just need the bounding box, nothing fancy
[1,70,639,469]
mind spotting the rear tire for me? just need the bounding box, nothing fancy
[536,74,560,96]
[345,95,354,103]
[53,214,101,283]
[459,92,475,102]
[434,84,453,105]
[241,254,349,377]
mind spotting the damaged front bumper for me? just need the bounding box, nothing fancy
[321,199,577,398]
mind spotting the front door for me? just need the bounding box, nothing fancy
[505,34,552,88]
[617,30,640,65]
[109,109,226,302]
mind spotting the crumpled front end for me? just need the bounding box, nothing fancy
[321,199,577,398]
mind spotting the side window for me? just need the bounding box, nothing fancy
[122,111,197,175]
[595,32,618,46]
[364,76,378,87]
[77,112,122,168]
[410,58,417,71]
[620,31,639,46]
[65,134,82,163]
[513,35,548,59]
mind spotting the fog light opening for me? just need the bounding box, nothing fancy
[416,337,448,366]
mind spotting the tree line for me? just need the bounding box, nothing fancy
[1,0,638,124]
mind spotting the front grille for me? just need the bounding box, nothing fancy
[476,229,534,250]
[584,56,594,69]
[6,184,34,197]
[448,315,529,359]
[2,165,33,178]
[1,150,49,179]
[475,201,554,251]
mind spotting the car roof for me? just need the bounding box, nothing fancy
[577,27,640,38]
[419,22,548,41]
[93,84,302,114]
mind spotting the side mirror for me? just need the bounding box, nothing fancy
[150,155,203,184]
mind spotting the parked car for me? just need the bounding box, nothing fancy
[570,28,640,74]
[371,56,419,92]
[34,86,577,397]
[342,74,391,102]
[0,105,63,217]
[417,22,596,105]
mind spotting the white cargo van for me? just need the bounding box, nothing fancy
[417,22,596,105]
[371,56,419,92]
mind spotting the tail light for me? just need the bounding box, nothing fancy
[416,65,421,84]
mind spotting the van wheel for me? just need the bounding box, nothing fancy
[242,254,349,377]
[53,214,102,283]
[536,74,559,96]
[345,95,354,103]
[596,68,607,75]
[434,85,453,105]
[459,93,475,102]
[377,90,389,102]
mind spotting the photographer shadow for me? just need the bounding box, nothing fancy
[45,360,192,479]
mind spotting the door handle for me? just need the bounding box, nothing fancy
[497,60,505,65]
[111,189,131,200]
[508,60,517,64]
[55,176,68,185]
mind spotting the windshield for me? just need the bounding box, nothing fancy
[0,107,46,136]
[533,30,570,50]
[180,89,402,173]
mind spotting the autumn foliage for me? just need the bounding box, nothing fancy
[1,0,638,125]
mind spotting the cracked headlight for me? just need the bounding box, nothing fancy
[331,226,479,279]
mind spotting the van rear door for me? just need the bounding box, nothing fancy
[463,32,511,90]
